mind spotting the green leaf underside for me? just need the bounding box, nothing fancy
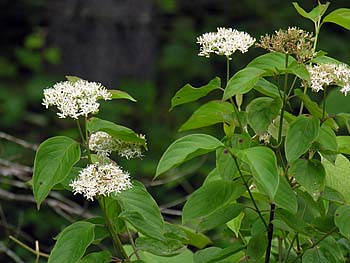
[170,77,221,110]
[193,242,245,263]
[294,89,323,119]
[155,134,224,178]
[33,136,81,208]
[48,221,95,263]
[182,180,246,224]
[274,176,298,214]
[323,8,350,30]
[246,97,282,134]
[334,205,350,239]
[113,181,165,240]
[87,117,145,145]
[179,101,234,131]
[109,89,136,102]
[285,115,320,163]
[223,67,265,100]
[238,146,279,200]
[290,159,326,201]
[78,251,111,263]
[322,154,350,203]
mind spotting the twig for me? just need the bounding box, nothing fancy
[265,203,276,263]
[9,236,49,259]
[0,131,38,150]
[0,241,24,263]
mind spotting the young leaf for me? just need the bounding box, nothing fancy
[48,221,95,263]
[285,115,320,163]
[223,67,265,100]
[322,154,350,202]
[274,176,298,214]
[290,159,326,201]
[292,2,330,23]
[33,136,81,208]
[78,251,111,263]
[170,77,221,110]
[193,242,245,263]
[246,97,282,134]
[323,8,350,30]
[334,205,350,239]
[65,75,82,83]
[179,101,234,131]
[109,90,136,102]
[182,180,246,224]
[237,146,279,200]
[155,134,224,178]
[226,212,245,238]
[113,181,165,240]
[87,117,145,145]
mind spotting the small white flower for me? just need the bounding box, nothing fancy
[70,163,132,201]
[307,63,350,95]
[89,131,117,159]
[197,27,255,59]
[43,79,112,119]
[115,134,146,160]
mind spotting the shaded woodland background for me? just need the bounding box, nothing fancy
[0,0,349,261]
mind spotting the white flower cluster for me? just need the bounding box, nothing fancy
[43,80,112,119]
[88,131,145,160]
[197,27,255,59]
[70,163,132,201]
[307,63,350,95]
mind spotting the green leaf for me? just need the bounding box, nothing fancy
[48,221,95,263]
[114,181,164,240]
[315,123,338,153]
[216,148,238,180]
[170,77,221,110]
[321,186,345,204]
[193,242,245,263]
[294,89,323,119]
[322,154,350,203]
[290,159,326,201]
[78,251,111,263]
[226,212,244,238]
[136,237,186,256]
[109,90,136,102]
[293,2,330,23]
[247,231,267,261]
[223,67,265,100]
[65,75,82,83]
[136,249,194,263]
[179,101,234,131]
[33,136,81,208]
[87,117,145,145]
[274,176,298,214]
[302,248,328,263]
[285,115,320,163]
[335,205,350,239]
[182,180,246,224]
[253,78,282,98]
[237,146,279,200]
[175,225,212,249]
[337,136,350,154]
[155,134,224,178]
[246,97,282,134]
[323,8,350,30]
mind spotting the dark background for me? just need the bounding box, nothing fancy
[0,0,349,261]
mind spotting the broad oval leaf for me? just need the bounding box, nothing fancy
[237,146,279,200]
[223,67,265,100]
[315,123,338,153]
[323,8,350,30]
[290,159,326,201]
[33,136,81,208]
[48,221,95,263]
[113,181,165,240]
[285,115,320,163]
[246,97,282,134]
[253,78,282,98]
[337,136,350,154]
[87,117,146,145]
[109,90,136,102]
[182,180,246,224]
[170,77,221,110]
[136,237,186,256]
[78,251,111,263]
[155,134,224,178]
[247,231,267,261]
[179,101,234,132]
[302,248,328,263]
[335,205,350,239]
[216,147,238,180]
[274,176,298,214]
[193,242,245,263]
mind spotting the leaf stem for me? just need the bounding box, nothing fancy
[265,203,276,263]
[83,117,92,163]
[76,119,86,145]
[232,156,268,229]
[126,224,141,260]
[9,235,49,259]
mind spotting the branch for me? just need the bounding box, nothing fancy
[0,131,38,151]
